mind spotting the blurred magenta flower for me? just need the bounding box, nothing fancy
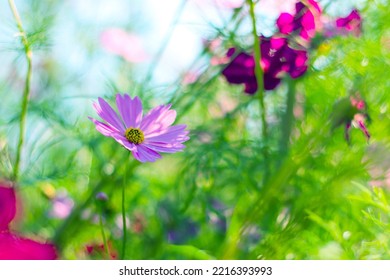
[100,28,149,63]
[222,37,308,93]
[277,0,321,41]
[90,94,189,162]
[0,184,57,260]
[335,10,362,36]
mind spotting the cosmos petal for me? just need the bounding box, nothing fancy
[89,117,117,136]
[140,105,173,133]
[129,96,143,128]
[131,145,162,162]
[140,105,165,130]
[146,125,189,143]
[111,134,136,151]
[94,98,125,132]
[0,185,16,231]
[116,94,133,128]
[143,142,185,153]
[0,233,57,260]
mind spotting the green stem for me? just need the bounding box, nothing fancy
[247,0,269,183]
[8,0,32,182]
[278,79,296,162]
[99,212,110,259]
[121,163,128,259]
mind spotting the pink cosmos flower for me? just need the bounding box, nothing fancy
[100,28,149,63]
[0,184,57,260]
[90,94,189,162]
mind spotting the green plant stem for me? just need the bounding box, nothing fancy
[9,0,32,182]
[247,0,269,183]
[278,79,296,162]
[99,212,110,259]
[121,162,128,260]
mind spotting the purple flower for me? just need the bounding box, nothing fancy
[261,36,308,83]
[167,219,199,244]
[0,184,57,260]
[95,192,108,201]
[90,94,189,162]
[222,37,308,93]
[221,48,257,93]
[277,0,321,41]
[335,10,362,37]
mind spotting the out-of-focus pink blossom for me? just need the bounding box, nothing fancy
[100,28,149,63]
[0,184,57,260]
[335,10,362,36]
[49,190,74,219]
[182,71,200,85]
[202,38,231,65]
[323,10,362,38]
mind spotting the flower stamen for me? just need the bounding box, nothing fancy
[124,127,144,144]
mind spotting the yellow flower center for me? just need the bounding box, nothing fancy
[124,127,144,144]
